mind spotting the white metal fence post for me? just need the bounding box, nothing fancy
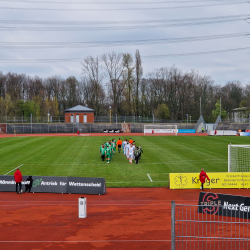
[171,201,176,250]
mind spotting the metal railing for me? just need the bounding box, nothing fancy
[0,115,198,124]
[171,201,250,250]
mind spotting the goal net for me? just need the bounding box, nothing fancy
[144,124,177,136]
[228,144,250,172]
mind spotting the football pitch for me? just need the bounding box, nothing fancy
[1,135,249,187]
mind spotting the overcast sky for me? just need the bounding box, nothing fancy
[0,0,250,86]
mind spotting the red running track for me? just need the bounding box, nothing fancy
[0,188,249,250]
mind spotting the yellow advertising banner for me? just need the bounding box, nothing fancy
[169,172,250,189]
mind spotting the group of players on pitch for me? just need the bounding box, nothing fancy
[100,138,143,164]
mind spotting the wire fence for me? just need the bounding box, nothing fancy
[171,202,250,250]
[0,115,197,124]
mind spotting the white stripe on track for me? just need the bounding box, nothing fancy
[4,164,23,175]
[0,203,171,206]
[0,240,171,243]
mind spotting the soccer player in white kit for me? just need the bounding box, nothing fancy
[132,143,136,160]
[122,139,127,156]
[127,144,134,164]
[125,142,130,159]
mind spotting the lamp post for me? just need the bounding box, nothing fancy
[200,97,201,116]
[153,113,154,124]
[134,113,135,123]
[109,106,111,123]
[48,108,50,123]
[220,97,221,121]
[186,114,188,129]
[30,113,32,133]
[115,114,117,129]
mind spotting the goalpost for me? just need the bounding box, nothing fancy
[144,124,178,136]
[228,144,250,172]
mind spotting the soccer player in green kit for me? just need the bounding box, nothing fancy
[111,139,116,155]
[100,145,106,161]
[106,145,111,164]
[100,144,103,155]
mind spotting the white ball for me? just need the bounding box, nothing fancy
[20,190,23,193]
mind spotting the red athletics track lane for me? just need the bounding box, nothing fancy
[0,188,249,250]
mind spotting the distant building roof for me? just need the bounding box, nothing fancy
[65,105,94,113]
[232,107,249,112]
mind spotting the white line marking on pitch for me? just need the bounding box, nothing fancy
[147,174,153,182]
[4,164,23,175]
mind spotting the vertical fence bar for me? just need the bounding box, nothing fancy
[171,201,176,250]
[190,205,191,250]
[186,205,187,250]
[242,212,244,250]
[193,205,195,250]
[235,206,236,249]
[222,206,224,250]
[209,209,211,250]
[214,208,215,250]
[231,209,232,250]
[218,204,220,250]
[181,206,184,250]
[247,212,250,249]
[202,206,203,250]
[178,205,179,250]
[197,205,199,249]
[226,207,228,250]
[205,210,207,250]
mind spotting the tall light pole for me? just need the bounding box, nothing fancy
[30,113,32,133]
[109,106,111,123]
[48,107,50,123]
[200,97,201,116]
[186,114,188,129]
[220,97,221,121]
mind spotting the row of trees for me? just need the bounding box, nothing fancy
[0,50,249,123]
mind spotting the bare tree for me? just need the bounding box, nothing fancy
[65,76,79,108]
[44,75,62,101]
[135,49,143,116]
[193,75,215,122]
[122,53,134,115]
[0,71,6,99]
[81,56,105,115]
[101,52,124,114]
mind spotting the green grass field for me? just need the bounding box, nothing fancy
[1,135,249,187]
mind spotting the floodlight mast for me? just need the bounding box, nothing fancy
[109,106,111,123]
